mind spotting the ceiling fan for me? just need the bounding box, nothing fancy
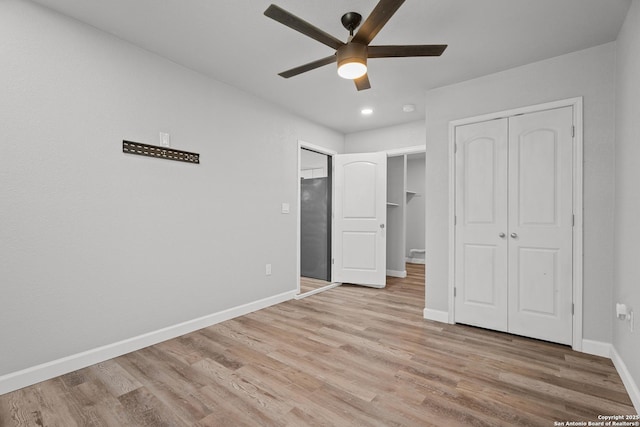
[264,0,447,91]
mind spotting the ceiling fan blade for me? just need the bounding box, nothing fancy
[278,55,337,78]
[368,44,448,58]
[265,4,345,51]
[354,74,371,91]
[352,0,405,45]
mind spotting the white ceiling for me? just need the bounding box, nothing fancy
[30,0,631,134]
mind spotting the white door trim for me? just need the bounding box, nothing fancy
[447,97,584,351]
[297,140,338,295]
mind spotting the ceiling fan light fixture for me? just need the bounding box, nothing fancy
[338,61,367,79]
[337,43,368,79]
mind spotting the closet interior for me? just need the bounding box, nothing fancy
[386,152,426,278]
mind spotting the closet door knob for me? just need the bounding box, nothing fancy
[499,232,506,238]
[510,232,518,238]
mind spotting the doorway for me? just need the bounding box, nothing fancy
[386,149,426,299]
[297,143,340,298]
[297,143,390,297]
[386,151,426,273]
[299,147,332,295]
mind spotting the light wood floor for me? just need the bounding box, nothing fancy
[1,263,635,426]
[299,276,332,294]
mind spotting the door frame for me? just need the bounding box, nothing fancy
[447,97,584,351]
[296,140,340,298]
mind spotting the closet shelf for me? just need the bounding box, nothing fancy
[386,202,400,207]
[406,190,421,196]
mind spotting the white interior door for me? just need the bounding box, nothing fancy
[454,118,509,331]
[333,152,387,288]
[507,107,574,345]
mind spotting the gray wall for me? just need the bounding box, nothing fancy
[424,42,617,344]
[345,120,426,153]
[614,0,640,398]
[0,0,343,377]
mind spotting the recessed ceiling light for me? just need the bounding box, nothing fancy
[361,108,373,115]
[403,104,416,113]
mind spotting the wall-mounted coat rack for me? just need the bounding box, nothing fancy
[122,140,200,164]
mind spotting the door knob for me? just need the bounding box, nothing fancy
[499,232,506,238]
[510,232,518,238]
[380,224,385,229]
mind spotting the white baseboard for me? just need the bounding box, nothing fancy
[405,257,425,265]
[578,340,639,412]
[581,339,612,358]
[611,345,640,412]
[0,290,296,396]
[423,308,450,323]
[386,269,407,278]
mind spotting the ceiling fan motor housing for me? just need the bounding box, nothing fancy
[337,43,368,78]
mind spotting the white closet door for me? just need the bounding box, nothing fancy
[333,152,387,288]
[507,107,574,345]
[454,118,509,331]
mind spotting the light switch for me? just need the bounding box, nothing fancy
[281,203,290,214]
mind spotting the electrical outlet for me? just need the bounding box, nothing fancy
[266,264,272,276]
